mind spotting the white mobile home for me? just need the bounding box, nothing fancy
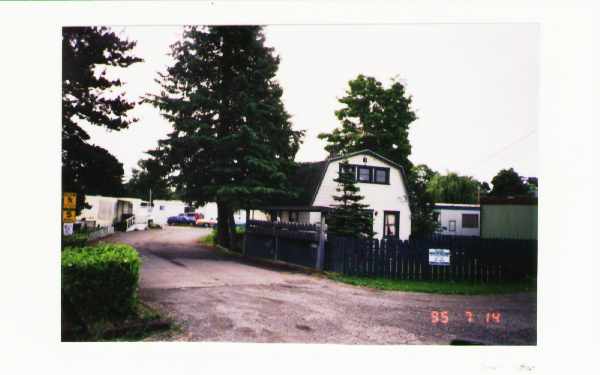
[250,150,412,240]
[433,203,480,237]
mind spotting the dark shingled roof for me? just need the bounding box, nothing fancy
[282,160,329,206]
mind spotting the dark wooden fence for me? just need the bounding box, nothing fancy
[244,220,321,268]
[325,235,537,282]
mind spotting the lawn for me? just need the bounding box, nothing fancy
[328,274,537,295]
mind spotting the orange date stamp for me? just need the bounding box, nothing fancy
[431,310,502,325]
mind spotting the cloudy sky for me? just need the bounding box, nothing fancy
[80,24,539,183]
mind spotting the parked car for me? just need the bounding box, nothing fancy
[167,213,196,225]
[196,213,218,228]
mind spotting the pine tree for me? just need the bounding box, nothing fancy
[146,26,303,247]
[327,162,374,239]
[62,27,142,213]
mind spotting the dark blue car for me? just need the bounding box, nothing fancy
[167,213,196,225]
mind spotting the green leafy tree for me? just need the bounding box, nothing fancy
[407,164,438,238]
[327,162,374,239]
[146,26,303,247]
[318,75,438,237]
[62,26,142,213]
[479,181,491,196]
[318,74,416,171]
[490,168,530,197]
[427,172,482,204]
[124,153,175,201]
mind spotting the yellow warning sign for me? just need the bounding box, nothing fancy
[63,192,77,209]
[63,210,76,223]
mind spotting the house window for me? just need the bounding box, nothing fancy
[357,166,371,182]
[383,211,399,238]
[339,164,356,181]
[448,220,456,232]
[160,205,165,211]
[433,211,440,222]
[374,168,390,184]
[289,211,299,222]
[462,214,479,228]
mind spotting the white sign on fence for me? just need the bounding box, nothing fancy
[429,248,450,266]
[63,223,74,236]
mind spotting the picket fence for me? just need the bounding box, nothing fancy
[324,235,537,282]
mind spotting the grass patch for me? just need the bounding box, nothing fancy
[328,274,536,295]
[200,229,217,246]
[199,226,245,247]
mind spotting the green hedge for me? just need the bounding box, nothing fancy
[62,243,141,322]
[61,233,89,249]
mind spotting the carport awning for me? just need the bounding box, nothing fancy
[251,206,335,213]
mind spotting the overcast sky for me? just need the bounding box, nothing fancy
[79,24,539,183]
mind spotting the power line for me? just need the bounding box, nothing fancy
[466,128,537,173]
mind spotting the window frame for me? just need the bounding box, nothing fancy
[462,213,479,229]
[373,167,390,185]
[448,220,457,232]
[357,166,372,183]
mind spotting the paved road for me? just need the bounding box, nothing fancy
[106,226,536,345]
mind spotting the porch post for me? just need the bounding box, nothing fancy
[316,212,326,270]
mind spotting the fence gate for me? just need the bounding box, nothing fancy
[244,220,323,269]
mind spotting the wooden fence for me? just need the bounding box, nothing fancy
[244,220,322,268]
[325,235,537,282]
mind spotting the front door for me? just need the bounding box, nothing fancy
[383,211,400,239]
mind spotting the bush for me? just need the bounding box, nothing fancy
[61,233,89,249]
[62,243,141,322]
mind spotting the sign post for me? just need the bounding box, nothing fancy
[62,192,77,236]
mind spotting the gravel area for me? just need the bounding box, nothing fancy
[105,226,537,345]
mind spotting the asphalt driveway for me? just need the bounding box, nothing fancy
[106,226,536,344]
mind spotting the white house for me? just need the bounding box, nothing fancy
[433,203,480,237]
[250,150,412,240]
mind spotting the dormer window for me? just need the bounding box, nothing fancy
[339,163,390,185]
[357,166,371,182]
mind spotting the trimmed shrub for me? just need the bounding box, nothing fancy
[62,243,141,322]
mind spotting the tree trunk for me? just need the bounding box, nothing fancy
[216,201,231,248]
[228,210,236,251]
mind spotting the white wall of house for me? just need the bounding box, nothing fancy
[434,205,480,236]
[312,153,411,240]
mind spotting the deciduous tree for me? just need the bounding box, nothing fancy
[427,172,482,204]
[318,75,438,237]
[489,168,530,197]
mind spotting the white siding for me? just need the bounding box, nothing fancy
[435,208,480,237]
[312,154,411,240]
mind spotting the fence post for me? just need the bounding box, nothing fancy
[316,213,326,270]
[242,210,249,256]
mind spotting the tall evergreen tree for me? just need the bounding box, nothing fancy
[327,162,374,239]
[146,26,303,247]
[62,27,142,212]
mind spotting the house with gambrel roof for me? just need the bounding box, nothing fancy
[250,149,411,240]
